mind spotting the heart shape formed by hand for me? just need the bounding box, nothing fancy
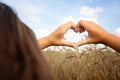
[49,21,88,48]
[49,20,107,48]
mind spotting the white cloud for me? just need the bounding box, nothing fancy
[79,6,103,23]
[35,28,50,39]
[61,16,75,23]
[77,17,98,23]
[80,6,103,20]
[64,29,87,43]
[61,6,103,24]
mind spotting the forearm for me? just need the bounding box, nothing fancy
[38,36,52,49]
[103,34,120,52]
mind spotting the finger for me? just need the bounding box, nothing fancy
[76,22,85,33]
[76,38,91,47]
[66,21,77,33]
[61,21,76,34]
[78,20,90,28]
[71,27,78,33]
[76,20,92,32]
[78,26,85,33]
[78,20,99,32]
[65,21,76,29]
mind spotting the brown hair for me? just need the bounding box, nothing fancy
[0,2,54,80]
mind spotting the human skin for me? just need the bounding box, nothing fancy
[75,20,120,52]
[38,22,77,49]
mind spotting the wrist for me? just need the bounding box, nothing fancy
[102,33,112,44]
[38,36,53,49]
[45,35,53,46]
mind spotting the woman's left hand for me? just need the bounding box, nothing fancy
[38,21,77,49]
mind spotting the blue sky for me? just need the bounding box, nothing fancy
[1,0,120,42]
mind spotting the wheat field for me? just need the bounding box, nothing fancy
[43,45,120,80]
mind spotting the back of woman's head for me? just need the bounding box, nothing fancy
[0,2,54,80]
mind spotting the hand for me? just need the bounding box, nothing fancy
[76,20,110,47]
[46,21,77,48]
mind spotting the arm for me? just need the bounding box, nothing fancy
[38,36,52,49]
[38,22,76,49]
[103,34,120,52]
[76,20,120,52]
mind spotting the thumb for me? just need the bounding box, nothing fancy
[62,40,76,48]
[76,38,92,47]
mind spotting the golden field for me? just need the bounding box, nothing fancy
[43,45,120,80]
